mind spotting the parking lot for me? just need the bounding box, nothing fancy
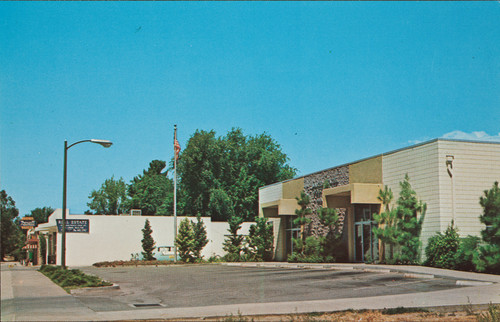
[76,264,464,312]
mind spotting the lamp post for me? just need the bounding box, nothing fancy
[61,139,112,268]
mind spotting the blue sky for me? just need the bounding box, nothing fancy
[1,2,499,217]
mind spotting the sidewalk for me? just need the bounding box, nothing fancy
[1,262,98,321]
[1,261,499,321]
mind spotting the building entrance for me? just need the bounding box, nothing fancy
[354,204,379,262]
[285,216,301,256]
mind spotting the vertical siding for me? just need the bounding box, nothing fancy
[437,140,500,237]
[382,141,441,251]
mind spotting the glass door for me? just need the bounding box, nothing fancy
[354,205,379,262]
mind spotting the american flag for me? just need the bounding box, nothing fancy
[174,138,181,160]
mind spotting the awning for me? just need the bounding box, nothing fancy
[322,183,383,208]
[22,244,38,250]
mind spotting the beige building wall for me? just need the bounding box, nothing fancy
[436,140,500,237]
[382,141,441,251]
[349,156,383,184]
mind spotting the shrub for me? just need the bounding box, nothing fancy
[425,222,459,269]
[288,236,332,263]
[454,235,480,272]
[39,266,111,292]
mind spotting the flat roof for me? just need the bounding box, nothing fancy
[259,138,500,190]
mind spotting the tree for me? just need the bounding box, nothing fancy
[294,191,312,245]
[141,219,156,260]
[174,215,209,262]
[127,160,174,215]
[1,190,24,260]
[223,215,245,261]
[373,186,398,262]
[177,128,296,221]
[317,207,342,261]
[87,176,127,215]
[246,217,274,261]
[475,181,500,273]
[192,214,209,260]
[394,174,426,264]
[208,189,234,222]
[29,207,54,225]
[175,218,196,262]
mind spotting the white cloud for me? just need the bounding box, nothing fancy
[441,130,500,142]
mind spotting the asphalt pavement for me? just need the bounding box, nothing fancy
[2,261,500,321]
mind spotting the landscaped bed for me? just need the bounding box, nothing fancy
[39,265,113,293]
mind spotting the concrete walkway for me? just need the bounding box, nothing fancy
[1,261,499,321]
[1,262,98,321]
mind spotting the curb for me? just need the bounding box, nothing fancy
[70,283,120,295]
[456,280,493,286]
[403,273,435,279]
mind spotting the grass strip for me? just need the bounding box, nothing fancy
[39,265,112,293]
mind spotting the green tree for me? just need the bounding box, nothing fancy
[317,207,342,261]
[246,217,274,261]
[1,190,24,260]
[177,130,220,218]
[192,214,209,260]
[127,160,174,215]
[373,186,398,262]
[29,207,54,225]
[208,188,234,221]
[223,215,245,261]
[294,191,312,245]
[175,218,196,262]
[87,176,127,215]
[394,174,426,264]
[177,128,296,221]
[475,181,500,274]
[141,219,156,260]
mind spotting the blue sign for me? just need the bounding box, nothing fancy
[56,219,89,233]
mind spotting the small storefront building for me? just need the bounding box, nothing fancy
[259,138,500,262]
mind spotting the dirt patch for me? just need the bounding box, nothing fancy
[168,309,481,321]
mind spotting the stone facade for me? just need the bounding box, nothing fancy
[303,166,349,237]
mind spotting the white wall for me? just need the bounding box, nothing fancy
[47,210,255,266]
[382,139,500,253]
[436,140,500,237]
[382,140,441,251]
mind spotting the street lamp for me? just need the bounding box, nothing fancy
[61,139,112,268]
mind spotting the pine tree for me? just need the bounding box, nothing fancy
[247,217,274,261]
[223,215,245,261]
[394,174,426,264]
[294,191,312,245]
[317,207,341,261]
[175,218,195,262]
[373,186,398,262]
[141,219,156,260]
[192,214,209,260]
[475,181,500,273]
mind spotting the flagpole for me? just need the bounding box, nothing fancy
[173,124,178,263]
